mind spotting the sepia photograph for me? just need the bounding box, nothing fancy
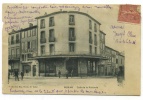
[2,4,141,95]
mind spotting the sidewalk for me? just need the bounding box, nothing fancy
[9,75,116,79]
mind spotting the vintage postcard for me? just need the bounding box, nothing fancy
[2,4,141,95]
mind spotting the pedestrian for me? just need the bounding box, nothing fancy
[117,66,124,86]
[58,70,61,78]
[8,71,10,84]
[15,70,19,81]
[66,70,69,79]
[71,70,73,78]
[21,71,24,80]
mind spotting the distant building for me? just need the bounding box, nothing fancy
[8,11,125,77]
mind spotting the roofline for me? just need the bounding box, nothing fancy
[35,11,101,25]
[9,25,37,35]
[105,46,125,57]
[100,30,106,35]
[105,46,119,52]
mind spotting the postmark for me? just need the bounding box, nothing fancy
[118,5,141,24]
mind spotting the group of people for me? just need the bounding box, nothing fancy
[8,70,24,83]
[58,69,73,79]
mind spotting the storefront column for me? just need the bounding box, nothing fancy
[36,62,39,77]
[31,64,33,77]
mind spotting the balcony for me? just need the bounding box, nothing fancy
[9,54,20,60]
[11,41,15,45]
[49,37,56,42]
[69,36,76,41]
[34,51,101,58]
[69,21,75,25]
[22,49,27,53]
[22,48,36,54]
[11,40,20,45]
[40,38,46,43]
[16,39,20,44]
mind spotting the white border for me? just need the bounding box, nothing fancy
[0,0,142,100]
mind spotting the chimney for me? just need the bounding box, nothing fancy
[44,12,47,15]
[29,23,33,27]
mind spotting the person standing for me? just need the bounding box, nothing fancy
[58,70,61,78]
[117,66,124,86]
[8,71,10,84]
[71,70,73,78]
[66,70,69,79]
[15,70,19,81]
[21,71,24,80]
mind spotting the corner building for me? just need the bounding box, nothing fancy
[34,11,106,77]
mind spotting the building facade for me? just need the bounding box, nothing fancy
[8,11,125,77]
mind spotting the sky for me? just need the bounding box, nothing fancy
[3,4,140,52]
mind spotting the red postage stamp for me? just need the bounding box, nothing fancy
[118,5,141,24]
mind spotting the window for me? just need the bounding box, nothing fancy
[89,45,92,54]
[49,17,54,27]
[95,47,97,54]
[69,28,75,37]
[89,31,92,44]
[22,31,25,38]
[100,42,102,49]
[69,15,75,25]
[94,23,97,32]
[69,43,75,52]
[89,20,92,29]
[22,55,24,61]
[22,42,25,50]
[11,35,14,44]
[16,48,20,57]
[40,31,46,43]
[31,40,36,50]
[103,43,105,50]
[11,49,14,55]
[49,29,55,42]
[121,59,122,64]
[94,34,97,45]
[41,31,45,39]
[25,31,28,38]
[27,41,31,49]
[49,29,54,38]
[41,45,45,55]
[40,19,45,28]
[49,44,54,54]
[32,28,36,36]
[27,30,31,37]
[116,59,118,64]
[16,34,19,43]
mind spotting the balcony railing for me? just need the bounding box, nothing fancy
[69,36,76,41]
[40,38,46,43]
[9,54,20,59]
[69,21,75,25]
[34,51,102,57]
[49,37,56,42]
[22,48,37,53]
[11,40,20,45]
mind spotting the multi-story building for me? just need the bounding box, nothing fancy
[8,11,125,77]
[104,46,125,76]
[8,29,21,74]
[20,23,38,77]
[34,11,105,77]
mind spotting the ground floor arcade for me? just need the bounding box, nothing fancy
[8,57,121,77]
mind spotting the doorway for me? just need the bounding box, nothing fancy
[66,59,78,76]
[33,65,36,76]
